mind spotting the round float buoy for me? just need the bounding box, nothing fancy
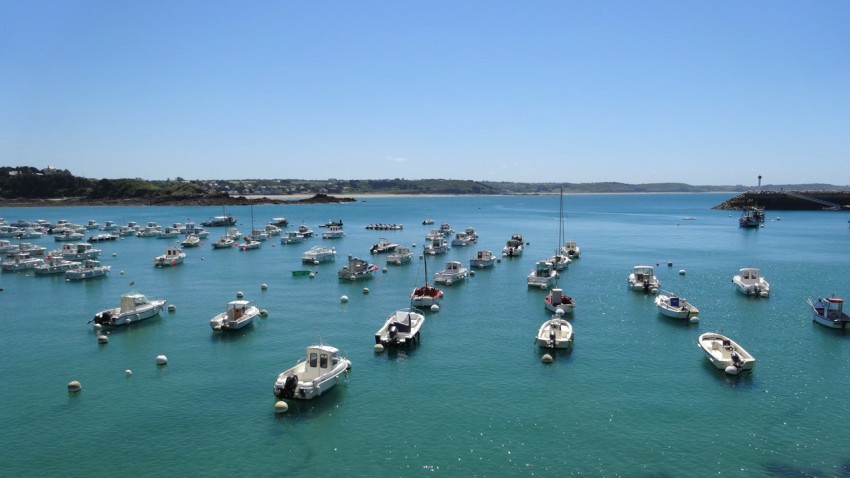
[313,260,319,265]
[430,304,440,312]
[679,269,686,275]
[541,354,553,363]
[112,252,117,257]
[496,258,502,263]
[125,369,133,377]
[155,354,168,365]
[374,343,384,353]
[119,271,124,275]
[213,325,222,331]
[362,288,369,294]
[446,280,452,286]
[470,270,475,277]
[93,323,102,331]
[650,288,659,295]
[236,291,244,298]
[340,295,349,303]
[97,335,108,344]
[67,380,82,392]
[412,243,416,248]
[540,284,547,290]
[555,308,565,317]
[309,272,315,278]
[274,400,289,414]
[261,283,268,290]
[724,366,739,375]
[689,316,699,324]
[259,309,268,317]
[168,304,176,312]
[382,267,387,273]
[124,317,132,324]
[668,261,673,267]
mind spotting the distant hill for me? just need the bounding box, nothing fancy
[1,166,847,205]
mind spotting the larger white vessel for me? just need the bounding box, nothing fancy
[273,345,351,400]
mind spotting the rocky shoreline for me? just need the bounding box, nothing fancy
[713,190,850,211]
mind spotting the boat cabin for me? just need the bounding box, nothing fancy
[633,265,655,281]
[226,300,251,320]
[738,268,760,281]
[120,293,150,313]
[300,345,342,381]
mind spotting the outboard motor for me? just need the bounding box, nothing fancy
[275,375,298,399]
[389,325,398,342]
[94,310,113,326]
[549,329,557,348]
[730,351,742,367]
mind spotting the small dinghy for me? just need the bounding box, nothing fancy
[697,333,755,375]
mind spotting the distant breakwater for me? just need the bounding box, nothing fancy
[713,190,850,210]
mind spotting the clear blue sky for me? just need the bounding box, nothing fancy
[1,1,848,185]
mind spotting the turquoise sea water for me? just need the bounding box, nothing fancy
[1,194,849,477]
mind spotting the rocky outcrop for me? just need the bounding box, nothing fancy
[714,190,850,211]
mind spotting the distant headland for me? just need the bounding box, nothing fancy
[1,166,848,209]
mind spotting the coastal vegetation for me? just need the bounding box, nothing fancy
[1,166,847,208]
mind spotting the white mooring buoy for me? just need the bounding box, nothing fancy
[362,288,369,294]
[125,369,133,377]
[236,291,244,298]
[97,335,109,344]
[155,354,168,365]
[430,304,440,312]
[340,295,349,303]
[168,304,176,312]
[541,354,553,363]
[274,400,289,414]
[374,343,385,353]
[68,381,82,392]
[260,309,268,317]
[261,283,268,290]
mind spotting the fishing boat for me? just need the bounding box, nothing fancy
[65,259,111,280]
[411,254,444,308]
[386,246,413,265]
[562,240,581,259]
[210,300,260,331]
[201,213,236,227]
[319,219,344,228]
[281,231,306,244]
[270,217,289,227]
[370,238,399,253]
[60,242,101,261]
[628,265,660,294]
[738,208,761,228]
[527,260,557,289]
[337,255,379,281]
[655,292,699,323]
[423,236,449,255]
[90,291,166,327]
[322,225,345,239]
[450,231,474,247]
[154,247,186,266]
[697,333,756,375]
[422,218,434,225]
[469,250,496,269]
[34,255,80,275]
[732,267,770,297]
[536,312,573,349]
[502,234,523,257]
[808,296,850,329]
[544,288,575,314]
[54,230,84,242]
[297,224,315,237]
[434,260,468,285]
[1,252,42,272]
[301,246,336,264]
[238,236,262,251]
[273,344,351,400]
[374,308,425,347]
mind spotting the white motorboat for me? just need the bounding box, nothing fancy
[91,291,166,327]
[201,214,237,227]
[562,240,581,259]
[450,231,474,247]
[386,246,413,265]
[210,300,260,331]
[411,254,443,308]
[54,230,84,242]
[181,234,201,248]
[322,225,345,239]
[697,333,756,375]
[34,255,80,275]
[273,344,351,400]
[61,242,101,261]
[1,252,42,272]
[464,227,479,241]
[374,308,425,347]
[628,265,660,294]
[338,255,379,281]
[154,247,186,266]
[527,260,557,289]
[370,238,399,254]
[301,246,336,264]
[469,250,496,269]
[502,234,523,257]
[270,217,289,227]
[87,233,117,243]
[434,260,468,285]
[212,235,236,249]
[157,227,180,239]
[297,224,315,237]
[536,313,573,349]
[655,292,699,323]
[238,236,262,251]
[65,259,111,280]
[85,220,100,230]
[423,236,449,255]
[732,267,770,297]
[281,231,306,244]
[422,218,434,225]
[438,223,454,236]
[100,220,117,231]
[544,288,575,314]
[808,296,850,329]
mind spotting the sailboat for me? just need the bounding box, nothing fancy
[544,188,576,314]
[547,188,571,271]
[410,253,443,308]
[239,205,263,250]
